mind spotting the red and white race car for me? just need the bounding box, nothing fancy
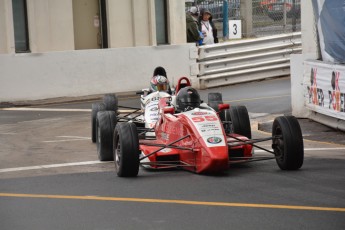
[94,77,304,177]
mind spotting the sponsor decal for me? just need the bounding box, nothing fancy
[151,96,160,102]
[207,136,222,144]
[191,112,208,116]
[307,67,324,107]
[328,71,343,112]
[150,107,158,112]
[201,128,220,133]
[304,62,345,120]
[149,113,158,118]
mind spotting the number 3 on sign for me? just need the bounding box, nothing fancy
[229,20,242,39]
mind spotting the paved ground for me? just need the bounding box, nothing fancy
[1,78,344,229]
[258,117,345,146]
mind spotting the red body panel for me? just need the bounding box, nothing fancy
[139,99,253,174]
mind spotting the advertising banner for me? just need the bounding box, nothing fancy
[304,60,345,120]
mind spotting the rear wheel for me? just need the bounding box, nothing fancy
[223,109,231,134]
[272,116,304,170]
[229,105,252,139]
[208,93,225,121]
[96,111,117,161]
[113,122,140,177]
[91,103,105,143]
[103,94,118,112]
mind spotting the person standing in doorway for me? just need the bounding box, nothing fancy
[186,6,203,44]
[198,9,218,45]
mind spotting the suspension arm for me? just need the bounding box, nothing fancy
[139,135,191,161]
[227,135,279,155]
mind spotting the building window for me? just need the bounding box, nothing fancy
[155,0,168,45]
[99,0,108,48]
[12,0,30,52]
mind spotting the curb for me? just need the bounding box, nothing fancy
[258,118,345,145]
[0,91,139,108]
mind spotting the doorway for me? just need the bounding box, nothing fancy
[72,0,108,49]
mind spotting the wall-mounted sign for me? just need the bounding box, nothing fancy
[229,20,241,39]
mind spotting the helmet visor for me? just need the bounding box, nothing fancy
[156,83,168,92]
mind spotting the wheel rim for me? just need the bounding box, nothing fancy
[273,126,284,161]
[97,125,101,154]
[115,134,121,169]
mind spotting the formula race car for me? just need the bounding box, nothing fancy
[92,77,304,177]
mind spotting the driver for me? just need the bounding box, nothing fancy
[150,66,172,94]
[175,86,201,112]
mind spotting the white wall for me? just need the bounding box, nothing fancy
[1,0,187,53]
[0,44,198,102]
[107,0,186,48]
[0,0,15,53]
[301,0,318,58]
[167,0,186,44]
[291,0,345,130]
[27,0,75,52]
[291,0,318,118]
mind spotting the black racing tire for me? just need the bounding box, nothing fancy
[96,111,117,161]
[91,103,105,143]
[229,105,252,139]
[103,94,118,112]
[208,92,225,121]
[113,122,140,177]
[208,92,223,111]
[223,109,231,134]
[272,116,304,170]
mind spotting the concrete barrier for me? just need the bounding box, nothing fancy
[0,44,198,103]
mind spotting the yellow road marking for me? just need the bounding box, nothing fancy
[0,193,344,212]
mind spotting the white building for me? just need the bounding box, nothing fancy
[0,0,198,102]
[0,0,188,53]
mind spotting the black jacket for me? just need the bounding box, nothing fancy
[198,9,218,44]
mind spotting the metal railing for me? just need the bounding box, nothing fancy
[197,32,301,89]
[185,1,301,38]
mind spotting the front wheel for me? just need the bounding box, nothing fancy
[113,122,140,177]
[272,116,304,170]
[229,105,251,139]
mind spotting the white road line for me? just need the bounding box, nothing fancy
[255,147,345,153]
[0,161,109,173]
[1,108,91,112]
[42,139,91,143]
[57,136,90,139]
[43,136,91,143]
[0,107,137,113]
[18,118,63,124]
[1,147,344,174]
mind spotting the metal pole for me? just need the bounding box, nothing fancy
[292,0,296,32]
[223,0,229,40]
[283,0,287,32]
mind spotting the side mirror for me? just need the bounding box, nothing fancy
[218,104,230,111]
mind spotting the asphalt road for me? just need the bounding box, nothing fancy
[1,78,344,230]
